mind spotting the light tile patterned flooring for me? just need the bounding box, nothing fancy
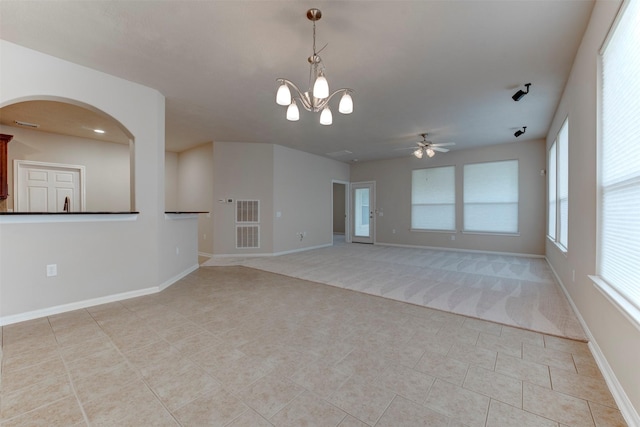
[0,266,627,426]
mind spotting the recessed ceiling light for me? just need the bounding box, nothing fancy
[93,129,105,134]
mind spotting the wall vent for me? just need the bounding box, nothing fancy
[236,225,260,249]
[236,200,259,248]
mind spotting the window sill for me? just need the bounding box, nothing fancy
[590,275,640,333]
[462,231,520,237]
[410,228,456,234]
[547,237,568,257]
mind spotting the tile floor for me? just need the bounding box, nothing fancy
[0,266,628,426]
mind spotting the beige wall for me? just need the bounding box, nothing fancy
[165,151,178,212]
[0,41,198,322]
[212,141,274,255]
[0,125,130,211]
[545,0,639,421]
[351,139,546,255]
[211,142,350,256]
[273,145,350,253]
[177,142,214,255]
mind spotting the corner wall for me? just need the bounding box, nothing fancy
[0,41,198,322]
[544,0,640,422]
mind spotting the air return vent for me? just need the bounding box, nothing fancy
[236,200,260,248]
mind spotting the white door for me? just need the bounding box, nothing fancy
[351,182,375,244]
[15,160,85,212]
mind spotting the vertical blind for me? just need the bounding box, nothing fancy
[548,142,557,239]
[464,160,518,233]
[411,166,455,231]
[600,0,640,310]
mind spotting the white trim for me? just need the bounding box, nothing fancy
[332,179,351,244]
[198,251,214,258]
[272,243,332,256]
[0,213,139,224]
[377,242,544,259]
[0,286,156,326]
[210,243,333,259]
[546,259,640,427]
[0,264,198,326]
[461,231,521,237]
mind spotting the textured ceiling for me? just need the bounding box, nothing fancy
[0,1,594,160]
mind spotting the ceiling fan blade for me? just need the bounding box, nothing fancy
[431,142,456,147]
[432,147,450,153]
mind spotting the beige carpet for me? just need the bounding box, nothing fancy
[204,242,586,341]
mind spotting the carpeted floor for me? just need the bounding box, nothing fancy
[204,242,586,342]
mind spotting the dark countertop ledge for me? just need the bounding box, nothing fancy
[0,211,140,215]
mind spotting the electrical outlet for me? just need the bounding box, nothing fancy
[451,235,456,241]
[46,264,57,277]
[176,247,180,255]
[203,234,207,240]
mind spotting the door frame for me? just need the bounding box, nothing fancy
[14,159,86,212]
[351,181,376,244]
[332,179,351,243]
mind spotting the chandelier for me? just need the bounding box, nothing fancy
[275,8,354,125]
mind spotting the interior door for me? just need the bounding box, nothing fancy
[351,182,375,244]
[15,160,84,212]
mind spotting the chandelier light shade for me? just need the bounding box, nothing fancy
[276,8,354,125]
[413,148,424,159]
[286,100,300,121]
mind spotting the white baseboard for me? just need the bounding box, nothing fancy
[158,263,199,291]
[545,258,640,427]
[0,264,199,327]
[376,242,545,259]
[211,243,333,259]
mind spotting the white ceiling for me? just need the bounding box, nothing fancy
[0,0,594,161]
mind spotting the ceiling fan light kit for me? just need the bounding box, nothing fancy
[275,8,354,126]
[411,133,454,159]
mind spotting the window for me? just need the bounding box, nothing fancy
[463,160,518,233]
[548,142,557,239]
[411,166,455,231]
[597,0,640,320]
[548,118,569,250]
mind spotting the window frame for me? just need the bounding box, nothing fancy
[591,0,640,330]
[547,116,569,252]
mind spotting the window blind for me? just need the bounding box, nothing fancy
[464,160,518,233]
[600,0,640,311]
[411,166,455,231]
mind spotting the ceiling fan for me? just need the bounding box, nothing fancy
[399,134,456,158]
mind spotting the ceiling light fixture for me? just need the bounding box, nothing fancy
[276,8,354,126]
[514,126,527,137]
[93,129,105,134]
[512,83,532,101]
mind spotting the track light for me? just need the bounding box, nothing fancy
[514,126,527,138]
[512,83,531,101]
